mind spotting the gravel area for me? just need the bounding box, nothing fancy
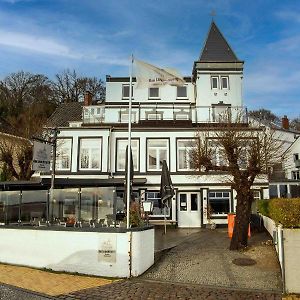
[142,228,282,292]
[0,284,52,300]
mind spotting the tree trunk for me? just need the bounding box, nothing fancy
[229,189,253,250]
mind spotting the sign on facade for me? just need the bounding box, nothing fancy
[32,141,52,172]
[98,237,117,263]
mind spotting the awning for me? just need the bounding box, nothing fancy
[0,177,147,191]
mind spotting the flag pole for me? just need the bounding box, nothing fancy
[126,54,134,229]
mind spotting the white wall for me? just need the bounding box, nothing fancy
[283,138,300,179]
[195,71,243,107]
[0,228,154,278]
[106,81,195,103]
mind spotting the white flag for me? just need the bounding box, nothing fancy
[134,59,185,89]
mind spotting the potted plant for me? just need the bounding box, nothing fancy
[205,204,216,229]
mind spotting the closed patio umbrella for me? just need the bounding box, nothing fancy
[160,160,174,234]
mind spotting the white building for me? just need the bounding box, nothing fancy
[44,21,270,228]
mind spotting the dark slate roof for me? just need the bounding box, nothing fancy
[47,102,83,127]
[199,21,241,62]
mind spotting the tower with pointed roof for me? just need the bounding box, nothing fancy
[193,21,244,116]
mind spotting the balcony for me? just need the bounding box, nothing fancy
[82,104,248,125]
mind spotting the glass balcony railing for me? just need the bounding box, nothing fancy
[82,104,248,125]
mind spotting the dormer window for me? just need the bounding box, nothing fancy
[149,87,159,99]
[211,76,219,89]
[221,76,229,89]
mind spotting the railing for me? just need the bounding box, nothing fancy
[82,104,248,125]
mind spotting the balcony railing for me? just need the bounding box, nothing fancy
[82,104,248,125]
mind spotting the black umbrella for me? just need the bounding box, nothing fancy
[124,145,134,204]
[160,160,174,207]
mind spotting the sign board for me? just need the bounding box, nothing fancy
[32,141,52,172]
[98,237,117,263]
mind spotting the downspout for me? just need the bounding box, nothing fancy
[108,127,114,177]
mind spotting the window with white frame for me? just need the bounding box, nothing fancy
[292,170,300,180]
[149,87,159,99]
[79,138,102,170]
[56,139,72,170]
[293,153,299,161]
[208,191,230,215]
[147,139,168,171]
[177,139,195,170]
[211,76,219,89]
[116,139,139,171]
[120,111,137,123]
[177,86,187,98]
[122,84,133,99]
[208,140,228,167]
[221,76,229,89]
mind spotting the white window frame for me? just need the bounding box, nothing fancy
[177,85,188,99]
[146,191,170,217]
[120,111,137,123]
[122,84,133,99]
[177,139,195,171]
[56,138,72,171]
[116,139,139,171]
[79,138,102,171]
[211,76,219,89]
[148,87,160,99]
[221,76,229,89]
[147,139,169,171]
[292,170,300,180]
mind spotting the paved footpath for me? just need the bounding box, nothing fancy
[56,278,281,300]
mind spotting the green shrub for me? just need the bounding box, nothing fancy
[258,200,270,216]
[269,198,300,228]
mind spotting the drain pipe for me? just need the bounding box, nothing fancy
[277,224,286,294]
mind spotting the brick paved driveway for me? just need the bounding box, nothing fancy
[56,279,281,300]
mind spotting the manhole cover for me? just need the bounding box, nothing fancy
[232,258,256,266]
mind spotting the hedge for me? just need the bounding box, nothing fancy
[258,198,300,228]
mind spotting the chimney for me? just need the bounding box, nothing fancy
[282,115,289,130]
[84,91,93,106]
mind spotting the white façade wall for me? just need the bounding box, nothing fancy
[0,228,154,278]
[106,81,195,103]
[195,71,243,108]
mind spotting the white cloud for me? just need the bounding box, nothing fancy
[0,30,78,58]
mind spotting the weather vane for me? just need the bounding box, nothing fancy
[210,10,216,20]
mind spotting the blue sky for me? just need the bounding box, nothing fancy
[0,0,299,118]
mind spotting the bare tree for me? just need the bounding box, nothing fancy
[0,133,34,180]
[248,108,280,124]
[190,116,282,250]
[53,69,105,103]
[290,116,300,131]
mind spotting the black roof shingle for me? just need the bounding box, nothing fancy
[199,21,241,63]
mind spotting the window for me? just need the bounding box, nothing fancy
[211,76,219,89]
[79,138,102,170]
[179,194,187,211]
[221,76,229,89]
[120,111,137,123]
[122,85,133,99]
[56,138,72,170]
[116,139,139,171]
[149,87,159,99]
[208,191,230,215]
[147,191,170,216]
[147,139,168,171]
[191,194,198,211]
[177,86,187,98]
[293,153,299,161]
[292,170,300,180]
[177,139,195,170]
[208,140,228,167]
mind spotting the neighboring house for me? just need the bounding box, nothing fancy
[40,21,270,228]
[249,116,300,198]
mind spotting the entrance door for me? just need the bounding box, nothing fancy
[178,192,201,227]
